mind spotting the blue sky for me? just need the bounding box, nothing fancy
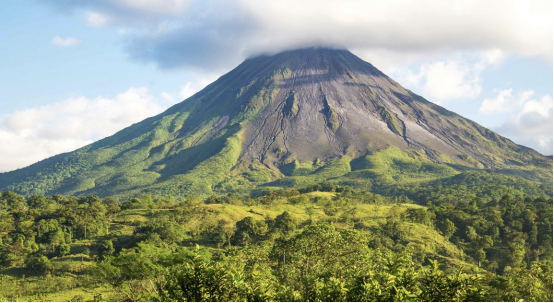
[0,0,552,172]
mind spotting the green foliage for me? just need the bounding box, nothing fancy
[157,250,274,302]
[55,243,71,257]
[437,218,456,239]
[101,223,488,302]
[99,240,115,260]
[428,194,553,271]
[232,217,266,246]
[136,216,186,245]
[488,260,553,302]
[272,211,296,236]
[389,170,552,205]
[271,224,370,293]
[418,260,485,301]
[0,184,551,301]
[341,148,459,189]
[26,255,52,273]
[377,106,404,136]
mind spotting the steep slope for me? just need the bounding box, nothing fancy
[0,48,551,198]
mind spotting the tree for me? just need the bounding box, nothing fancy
[0,212,14,240]
[102,197,120,220]
[82,247,90,262]
[2,191,27,211]
[273,211,296,236]
[507,235,526,268]
[122,198,142,210]
[26,254,51,273]
[529,223,538,246]
[155,248,270,302]
[222,220,236,248]
[487,260,499,275]
[406,208,433,225]
[289,194,309,205]
[137,217,186,245]
[209,219,236,249]
[488,261,553,302]
[419,260,485,302]
[381,208,405,242]
[212,229,227,250]
[476,235,493,268]
[56,243,71,257]
[466,226,478,241]
[271,223,370,299]
[80,194,101,204]
[465,226,493,268]
[211,220,232,249]
[27,195,49,209]
[232,217,263,246]
[49,230,66,253]
[99,240,115,260]
[305,205,316,220]
[438,218,456,239]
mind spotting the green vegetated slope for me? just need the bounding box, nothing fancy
[0,48,551,199]
[0,62,280,198]
[0,183,552,302]
[241,147,551,200]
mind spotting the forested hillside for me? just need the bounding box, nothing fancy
[0,181,551,301]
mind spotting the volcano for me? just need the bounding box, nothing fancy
[0,48,551,198]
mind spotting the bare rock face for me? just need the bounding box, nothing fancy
[0,48,549,198]
[235,48,542,168]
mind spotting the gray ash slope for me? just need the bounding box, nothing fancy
[239,48,545,167]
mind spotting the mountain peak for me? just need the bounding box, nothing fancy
[243,47,385,79]
[249,47,353,60]
[0,48,550,198]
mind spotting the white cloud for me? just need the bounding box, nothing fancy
[521,94,552,116]
[479,89,535,114]
[86,12,110,27]
[492,92,553,155]
[392,52,494,102]
[51,36,81,47]
[389,48,512,103]
[179,83,197,100]
[55,0,194,27]
[353,48,432,75]
[161,92,175,102]
[48,0,552,70]
[480,49,507,67]
[480,89,515,114]
[113,0,193,15]
[244,0,551,61]
[179,74,220,100]
[0,88,169,172]
[421,60,482,101]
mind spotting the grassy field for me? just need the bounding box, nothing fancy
[0,257,120,302]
